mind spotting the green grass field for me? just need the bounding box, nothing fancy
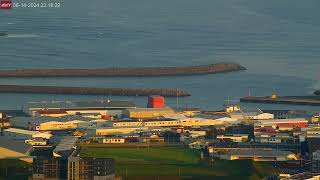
[80,147,279,180]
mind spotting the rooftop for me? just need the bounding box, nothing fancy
[24,100,136,110]
[124,107,174,112]
[226,150,294,157]
[53,136,78,152]
[11,115,97,126]
[0,136,32,154]
[256,118,308,124]
[3,128,39,135]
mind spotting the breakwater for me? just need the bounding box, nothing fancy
[0,63,246,77]
[0,85,190,97]
[240,96,320,106]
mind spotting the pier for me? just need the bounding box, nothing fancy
[0,63,246,77]
[314,90,320,95]
[0,85,190,97]
[240,96,320,106]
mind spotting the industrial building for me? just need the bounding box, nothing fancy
[23,100,136,116]
[229,112,274,120]
[112,116,238,128]
[219,150,298,161]
[138,135,165,143]
[0,112,10,128]
[10,115,111,131]
[147,95,165,108]
[94,127,149,136]
[25,138,48,146]
[255,133,296,144]
[3,128,52,140]
[122,107,175,119]
[0,136,33,163]
[53,136,78,158]
[216,134,249,143]
[254,118,308,129]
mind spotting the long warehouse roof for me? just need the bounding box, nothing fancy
[24,100,136,110]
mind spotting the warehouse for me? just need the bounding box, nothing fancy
[94,127,149,135]
[220,150,298,161]
[3,128,52,140]
[23,100,136,116]
[229,111,274,120]
[254,118,308,128]
[3,128,38,140]
[216,134,249,143]
[53,136,78,158]
[112,116,237,128]
[122,107,175,119]
[10,115,111,131]
[0,136,33,163]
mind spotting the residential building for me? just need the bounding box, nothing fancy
[312,150,320,172]
[33,157,68,179]
[68,156,115,180]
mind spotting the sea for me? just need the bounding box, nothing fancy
[1,0,320,112]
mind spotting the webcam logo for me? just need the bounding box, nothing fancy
[0,0,12,9]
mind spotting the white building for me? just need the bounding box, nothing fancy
[102,137,126,144]
[25,138,47,146]
[112,117,238,128]
[216,134,249,143]
[94,127,149,136]
[10,116,111,131]
[229,111,274,120]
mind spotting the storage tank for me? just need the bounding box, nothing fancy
[147,96,165,108]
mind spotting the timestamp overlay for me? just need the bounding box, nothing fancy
[13,2,61,8]
[6,0,63,9]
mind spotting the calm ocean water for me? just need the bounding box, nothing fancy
[0,0,320,111]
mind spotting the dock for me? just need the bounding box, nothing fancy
[240,96,320,106]
[0,63,246,77]
[0,85,190,97]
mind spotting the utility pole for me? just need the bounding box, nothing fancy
[176,88,179,109]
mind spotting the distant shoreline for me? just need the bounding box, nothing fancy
[0,63,246,77]
[0,85,190,97]
[240,95,320,106]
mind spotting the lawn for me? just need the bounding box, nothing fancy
[80,146,199,164]
[80,147,280,180]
